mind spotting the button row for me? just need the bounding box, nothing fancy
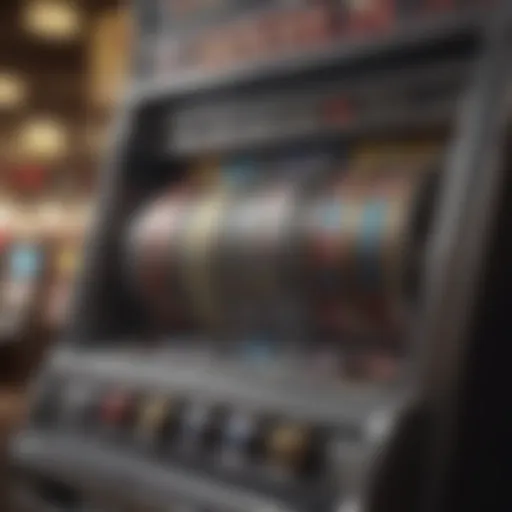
[33,382,330,482]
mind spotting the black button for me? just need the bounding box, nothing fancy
[31,379,62,427]
[159,398,185,449]
[221,411,258,467]
[179,403,226,455]
[60,382,99,430]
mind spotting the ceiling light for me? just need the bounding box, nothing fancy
[16,118,69,160]
[23,0,83,41]
[0,73,26,109]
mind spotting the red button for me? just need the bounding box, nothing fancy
[101,391,132,426]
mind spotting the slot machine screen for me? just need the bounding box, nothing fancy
[0,243,45,337]
[9,244,43,282]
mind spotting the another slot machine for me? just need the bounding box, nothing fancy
[0,208,48,383]
[41,203,88,337]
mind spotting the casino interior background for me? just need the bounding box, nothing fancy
[0,0,131,500]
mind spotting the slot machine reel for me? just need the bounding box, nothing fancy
[217,180,301,341]
[214,150,339,342]
[125,155,437,374]
[125,163,270,338]
[302,167,435,339]
[301,164,438,383]
[125,187,193,332]
[179,187,233,334]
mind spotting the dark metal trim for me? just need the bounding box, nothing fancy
[410,3,512,511]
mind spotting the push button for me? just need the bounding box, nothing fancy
[267,423,310,469]
[160,399,185,450]
[137,395,172,443]
[266,422,324,477]
[222,412,258,467]
[181,403,209,444]
[100,390,133,430]
[139,395,184,449]
[179,402,227,457]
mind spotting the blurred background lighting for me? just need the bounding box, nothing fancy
[0,73,26,109]
[0,204,14,227]
[23,0,83,41]
[38,201,64,229]
[16,118,69,160]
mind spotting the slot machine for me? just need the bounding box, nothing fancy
[8,2,512,512]
[41,204,88,337]
[0,208,48,383]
